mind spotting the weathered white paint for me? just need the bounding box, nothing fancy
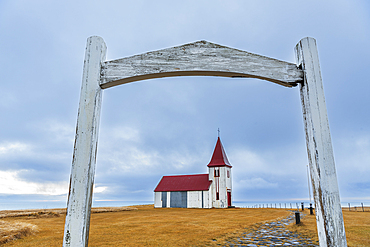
[203,190,210,208]
[154,191,161,208]
[100,41,303,89]
[188,191,201,208]
[166,191,171,208]
[63,36,106,247]
[295,37,347,246]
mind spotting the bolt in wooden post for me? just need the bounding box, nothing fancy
[63,36,106,247]
[295,37,347,246]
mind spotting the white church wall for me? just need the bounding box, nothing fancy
[166,191,171,208]
[209,167,218,208]
[203,190,211,208]
[226,167,232,190]
[154,192,162,208]
[188,191,201,208]
[208,166,230,208]
[219,167,227,208]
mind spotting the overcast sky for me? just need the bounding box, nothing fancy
[0,0,369,209]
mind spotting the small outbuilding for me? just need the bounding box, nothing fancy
[154,136,232,208]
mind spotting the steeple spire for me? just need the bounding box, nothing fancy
[207,136,232,167]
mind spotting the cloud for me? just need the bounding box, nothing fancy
[236,177,278,190]
[0,170,67,195]
[0,142,31,156]
[0,170,106,196]
[0,0,369,208]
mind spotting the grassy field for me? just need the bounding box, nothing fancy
[288,208,370,247]
[0,205,369,246]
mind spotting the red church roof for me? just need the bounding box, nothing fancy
[207,137,232,168]
[154,174,212,192]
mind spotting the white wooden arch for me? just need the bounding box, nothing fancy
[63,36,347,247]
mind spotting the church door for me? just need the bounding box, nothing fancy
[227,192,231,207]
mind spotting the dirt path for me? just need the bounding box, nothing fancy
[224,212,318,246]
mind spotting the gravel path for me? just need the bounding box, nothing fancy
[223,213,318,247]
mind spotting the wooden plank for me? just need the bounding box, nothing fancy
[295,37,347,246]
[100,41,303,89]
[63,36,106,247]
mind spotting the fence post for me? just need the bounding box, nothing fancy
[310,203,314,215]
[295,211,301,224]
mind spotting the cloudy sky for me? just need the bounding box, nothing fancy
[0,0,369,209]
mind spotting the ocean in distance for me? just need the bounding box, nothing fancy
[1,197,367,211]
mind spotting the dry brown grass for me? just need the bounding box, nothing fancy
[0,206,136,246]
[287,208,370,247]
[1,205,369,246]
[0,220,37,245]
[0,206,136,220]
[343,209,370,247]
[1,205,290,246]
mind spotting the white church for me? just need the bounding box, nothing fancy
[154,136,232,208]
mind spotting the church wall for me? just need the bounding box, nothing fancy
[226,167,232,190]
[205,189,212,208]
[166,191,171,208]
[154,191,162,208]
[219,167,227,208]
[209,166,230,208]
[170,191,187,208]
[155,190,213,208]
[188,191,202,208]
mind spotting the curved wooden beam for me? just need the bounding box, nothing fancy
[100,41,303,89]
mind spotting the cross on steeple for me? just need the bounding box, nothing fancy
[217,128,220,137]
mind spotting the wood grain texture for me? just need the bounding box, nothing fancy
[100,41,303,89]
[63,36,106,247]
[295,37,347,247]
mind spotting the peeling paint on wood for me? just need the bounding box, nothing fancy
[100,41,303,89]
[63,36,106,247]
[295,37,347,247]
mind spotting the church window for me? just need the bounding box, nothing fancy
[216,192,219,200]
[227,170,230,178]
[214,169,220,177]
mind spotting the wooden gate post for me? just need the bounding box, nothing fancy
[63,36,106,247]
[295,37,347,246]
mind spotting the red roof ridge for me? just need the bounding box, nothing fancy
[207,137,232,167]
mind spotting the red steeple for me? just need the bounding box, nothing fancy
[207,137,232,168]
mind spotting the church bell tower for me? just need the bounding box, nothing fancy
[207,136,232,208]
